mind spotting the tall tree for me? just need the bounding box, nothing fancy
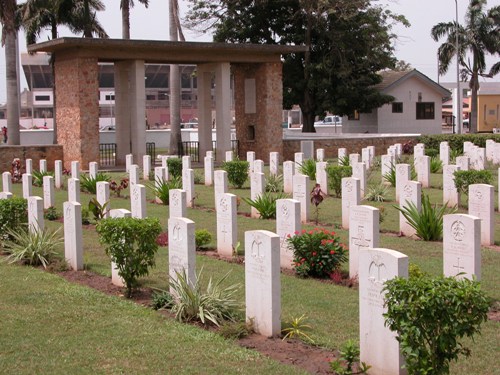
[431,0,500,133]
[120,0,149,39]
[0,0,21,145]
[185,0,405,132]
[169,0,185,155]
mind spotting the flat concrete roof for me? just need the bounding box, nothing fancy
[28,38,307,64]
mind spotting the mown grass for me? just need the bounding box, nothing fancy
[2,159,499,375]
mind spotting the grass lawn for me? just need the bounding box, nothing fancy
[1,157,499,374]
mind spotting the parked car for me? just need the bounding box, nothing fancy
[180,122,198,129]
[100,125,116,131]
[314,115,342,126]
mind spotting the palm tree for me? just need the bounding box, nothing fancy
[0,0,21,145]
[169,0,185,155]
[431,0,500,133]
[121,0,149,39]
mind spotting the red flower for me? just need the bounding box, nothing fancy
[312,252,317,256]
[330,250,335,254]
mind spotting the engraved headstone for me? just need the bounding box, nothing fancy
[254,160,264,175]
[395,164,410,203]
[182,168,195,208]
[349,205,380,278]
[225,151,233,162]
[269,152,280,176]
[349,153,360,166]
[89,161,98,179]
[399,181,421,237]
[216,193,237,257]
[485,140,495,162]
[301,140,314,160]
[294,152,304,174]
[25,159,33,174]
[250,172,265,218]
[338,148,347,161]
[245,230,281,337]
[2,171,12,193]
[96,181,110,218]
[247,151,256,173]
[341,177,360,229]
[214,170,228,211]
[169,189,186,219]
[182,155,191,171]
[130,183,146,219]
[71,160,80,179]
[283,161,295,194]
[362,148,371,169]
[292,174,310,223]
[39,159,47,173]
[22,173,32,199]
[414,143,425,158]
[415,155,430,188]
[316,148,325,162]
[276,199,301,269]
[352,162,366,198]
[381,155,394,185]
[129,164,140,187]
[67,178,80,203]
[28,196,44,233]
[443,165,460,207]
[468,184,494,245]
[204,156,214,186]
[109,208,131,286]
[125,154,133,173]
[440,142,450,166]
[64,201,83,270]
[315,161,328,196]
[55,160,63,188]
[455,156,469,171]
[143,155,151,180]
[43,175,55,209]
[168,217,196,294]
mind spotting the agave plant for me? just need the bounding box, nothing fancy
[80,172,111,194]
[148,177,182,205]
[281,314,314,343]
[298,159,317,180]
[430,156,443,174]
[265,174,284,192]
[32,170,54,187]
[364,184,390,202]
[241,192,289,219]
[338,155,350,167]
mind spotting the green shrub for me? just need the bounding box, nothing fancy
[222,159,249,188]
[32,170,54,187]
[151,290,175,310]
[330,339,371,375]
[383,162,396,187]
[195,229,212,250]
[193,170,204,185]
[338,155,350,167]
[453,170,493,197]
[0,197,28,245]
[2,226,63,269]
[417,134,500,152]
[425,148,439,158]
[430,156,443,173]
[81,207,91,225]
[383,276,490,375]
[298,159,316,180]
[364,184,390,202]
[287,228,348,278]
[395,194,456,241]
[169,268,242,326]
[265,174,283,192]
[241,192,288,219]
[88,198,109,221]
[80,173,111,194]
[96,217,162,298]
[167,158,182,179]
[44,206,60,221]
[148,177,182,205]
[326,165,352,198]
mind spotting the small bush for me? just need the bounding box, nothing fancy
[425,148,439,158]
[219,321,253,339]
[0,197,28,245]
[364,184,390,202]
[281,314,314,343]
[32,170,54,187]
[148,177,182,205]
[242,192,288,219]
[2,226,63,269]
[330,340,371,375]
[430,156,443,173]
[169,268,242,326]
[265,174,283,192]
[326,165,352,198]
[453,170,493,197]
[80,172,111,194]
[338,155,350,167]
[88,198,109,221]
[287,228,348,278]
[395,194,456,241]
[81,207,91,225]
[96,217,162,298]
[384,275,490,375]
[151,290,175,310]
[193,170,204,184]
[222,159,249,188]
[167,158,182,179]
[298,159,316,180]
[44,206,60,221]
[195,229,212,250]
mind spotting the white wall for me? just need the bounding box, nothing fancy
[342,112,378,133]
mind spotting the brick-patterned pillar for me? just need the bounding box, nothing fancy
[234,62,283,163]
[197,64,214,159]
[55,55,99,170]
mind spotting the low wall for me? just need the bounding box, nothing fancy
[282,134,420,161]
[0,145,64,172]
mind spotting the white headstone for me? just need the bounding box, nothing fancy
[22,174,32,199]
[225,151,233,162]
[129,164,140,187]
[473,148,485,170]
[169,189,186,219]
[160,155,170,180]
[130,184,146,219]
[381,155,394,185]
[341,177,360,229]
[182,155,191,171]
[247,151,256,173]
[206,150,214,159]
[43,175,55,209]
[71,161,80,179]
[214,170,228,211]
[168,217,196,294]
[294,152,304,174]
[153,166,166,204]
[443,165,460,207]
[394,143,402,157]
[414,143,425,158]
[216,193,238,257]
[204,156,214,186]
[269,152,280,176]
[301,140,314,160]
[245,230,281,337]
[142,155,151,180]
[250,172,265,218]
[455,156,470,171]
[292,174,310,223]
[352,162,366,198]
[315,161,328,195]
[2,171,12,193]
[468,183,494,245]
[63,201,83,271]
[395,164,410,203]
[25,159,33,175]
[443,214,481,280]
[109,208,131,286]
[349,205,380,278]
[0,192,13,200]
[54,160,63,188]
[440,142,450,166]
[349,153,360,166]
[359,247,408,375]
[28,196,44,233]
[316,148,325,162]
[125,154,133,173]
[182,168,195,208]
[89,162,98,179]
[493,143,500,164]
[276,199,301,269]
[67,178,80,203]
[361,148,371,169]
[399,181,422,237]
[96,181,110,218]
[39,159,47,173]
[338,148,347,162]
[283,161,295,194]
[485,140,495,162]
[367,146,375,162]
[463,141,474,156]
[254,160,264,175]
[415,155,430,188]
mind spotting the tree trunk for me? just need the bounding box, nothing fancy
[301,8,315,133]
[122,1,130,39]
[5,30,20,145]
[168,0,182,155]
[469,73,479,134]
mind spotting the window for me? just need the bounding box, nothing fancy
[35,95,50,101]
[104,94,115,101]
[347,111,360,121]
[146,94,156,101]
[416,102,434,120]
[392,102,403,113]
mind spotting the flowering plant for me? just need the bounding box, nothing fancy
[287,228,347,278]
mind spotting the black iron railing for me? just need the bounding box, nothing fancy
[99,143,116,167]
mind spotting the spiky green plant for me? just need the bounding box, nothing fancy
[281,314,314,343]
[32,170,54,187]
[364,184,390,202]
[80,172,111,194]
[241,192,289,219]
[298,159,317,180]
[430,156,443,173]
[148,177,182,205]
[338,155,350,167]
[265,173,283,192]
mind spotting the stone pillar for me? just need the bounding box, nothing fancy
[115,61,132,166]
[55,55,99,170]
[130,60,146,162]
[197,64,214,159]
[215,63,232,162]
[234,62,283,163]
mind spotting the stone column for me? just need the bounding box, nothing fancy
[197,64,214,159]
[55,54,99,170]
[215,62,232,162]
[114,61,132,166]
[129,60,146,162]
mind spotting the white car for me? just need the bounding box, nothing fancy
[314,115,342,126]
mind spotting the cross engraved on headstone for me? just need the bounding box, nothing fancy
[251,236,264,261]
[172,194,179,207]
[451,220,465,241]
[368,255,387,285]
[221,224,228,242]
[281,204,289,219]
[352,225,371,251]
[403,184,413,198]
[474,189,483,200]
[172,224,182,241]
[453,257,465,273]
[219,197,228,212]
[345,180,353,192]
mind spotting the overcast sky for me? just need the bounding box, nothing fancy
[1,0,499,103]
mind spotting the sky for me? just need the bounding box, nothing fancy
[1,0,499,103]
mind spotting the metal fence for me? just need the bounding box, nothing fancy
[178,140,239,162]
[146,142,156,162]
[99,143,117,167]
